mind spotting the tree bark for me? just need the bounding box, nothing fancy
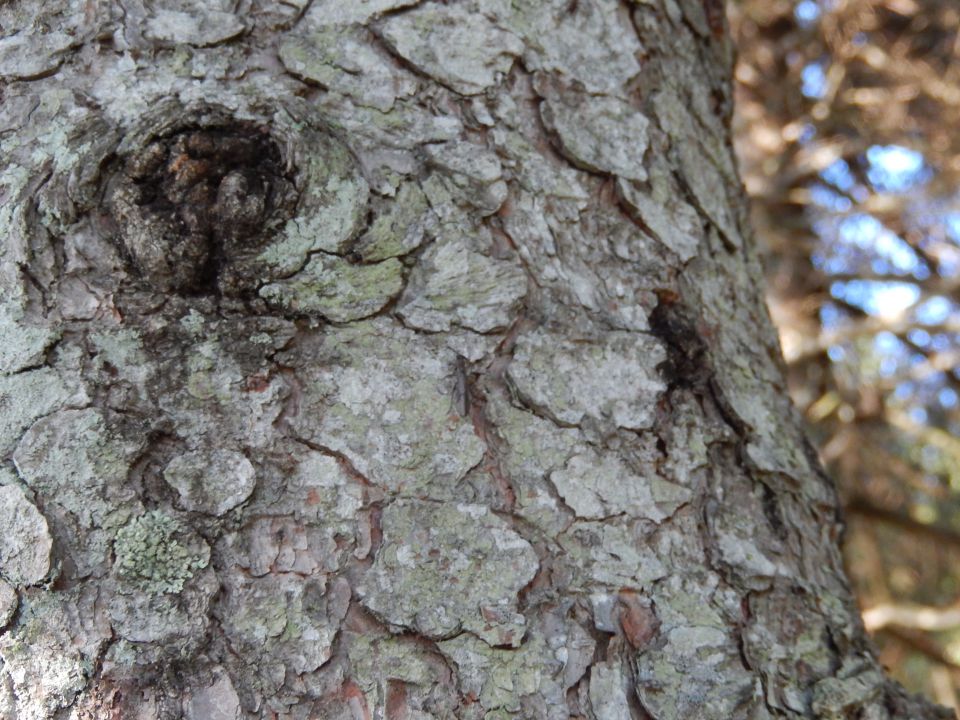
[0,0,949,718]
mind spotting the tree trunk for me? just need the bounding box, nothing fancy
[0,1,949,718]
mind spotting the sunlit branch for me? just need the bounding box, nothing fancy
[864,602,960,632]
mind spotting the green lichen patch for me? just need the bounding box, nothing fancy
[144,5,245,47]
[215,573,350,675]
[539,88,650,182]
[589,658,634,720]
[378,3,524,96]
[811,660,885,717]
[508,327,666,430]
[557,521,666,591]
[360,500,538,644]
[437,617,594,719]
[279,25,417,112]
[354,181,433,262]
[498,1,642,96]
[0,484,52,587]
[300,0,420,27]
[259,254,403,322]
[484,394,585,536]
[617,160,703,263]
[550,450,691,522]
[0,579,15,628]
[285,320,486,495]
[636,574,766,719]
[164,448,256,516]
[0,368,79,456]
[397,233,528,333]
[0,298,59,375]
[13,408,146,578]
[254,113,370,275]
[0,30,75,81]
[0,592,91,720]
[112,511,210,595]
[424,141,509,216]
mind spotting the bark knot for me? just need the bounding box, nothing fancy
[109,122,298,296]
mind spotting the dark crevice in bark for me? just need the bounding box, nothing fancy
[286,436,377,493]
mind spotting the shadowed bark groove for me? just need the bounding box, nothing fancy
[0,0,950,718]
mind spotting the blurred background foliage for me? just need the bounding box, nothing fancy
[731,0,960,709]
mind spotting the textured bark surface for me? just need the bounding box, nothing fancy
[0,1,950,719]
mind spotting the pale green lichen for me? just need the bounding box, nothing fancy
[0,484,52,587]
[397,232,527,333]
[379,3,524,96]
[0,368,79,456]
[438,617,593,719]
[163,448,256,516]
[113,511,209,595]
[259,254,404,322]
[508,327,666,430]
[178,309,206,337]
[0,298,59,375]
[215,574,348,674]
[360,500,539,644]
[279,25,416,112]
[0,578,16,627]
[497,1,642,95]
[354,181,433,261]
[145,8,244,47]
[812,661,884,717]
[540,89,650,181]
[0,591,90,719]
[550,450,691,522]
[286,319,486,495]
[557,521,666,591]
[13,408,146,577]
